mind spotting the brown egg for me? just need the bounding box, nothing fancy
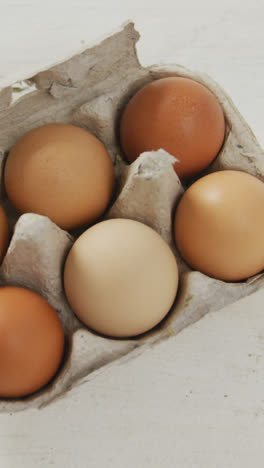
[0,205,9,264]
[64,219,178,338]
[4,124,115,230]
[120,77,225,179]
[174,170,264,281]
[0,287,64,398]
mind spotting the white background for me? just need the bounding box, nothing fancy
[1,0,264,148]
[1,1,264,466]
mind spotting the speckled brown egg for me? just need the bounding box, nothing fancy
[120,77,225,179]
[4,124,115,230]
[0,287,64,398]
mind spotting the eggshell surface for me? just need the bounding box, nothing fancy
[4,124,115,230]
[174,170,264,281]
[120,77,225,179]
[0,206,9,265]
[0,287,64,398]
[64,218,178,338]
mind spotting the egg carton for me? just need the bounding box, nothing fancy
[0,22,264,413]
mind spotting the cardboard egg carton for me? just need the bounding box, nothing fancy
[0,22,264,413]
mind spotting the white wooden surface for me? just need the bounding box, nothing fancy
[1,1,264,466]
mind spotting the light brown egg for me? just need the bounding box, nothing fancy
[64,219,178,338]
[174,170,264,281]
[4,124,115,230]
[0,287,64,398]
[0,206,9,264]
[120,77,225,179]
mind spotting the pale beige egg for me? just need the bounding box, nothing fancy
[64,219,178,337]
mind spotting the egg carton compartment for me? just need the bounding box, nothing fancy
[0,22,264,413]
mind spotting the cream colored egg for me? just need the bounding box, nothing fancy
[64,219,178,338]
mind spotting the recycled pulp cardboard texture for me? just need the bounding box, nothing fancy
[0,22,263,412]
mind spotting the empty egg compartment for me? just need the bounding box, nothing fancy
[0,22,264,413]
